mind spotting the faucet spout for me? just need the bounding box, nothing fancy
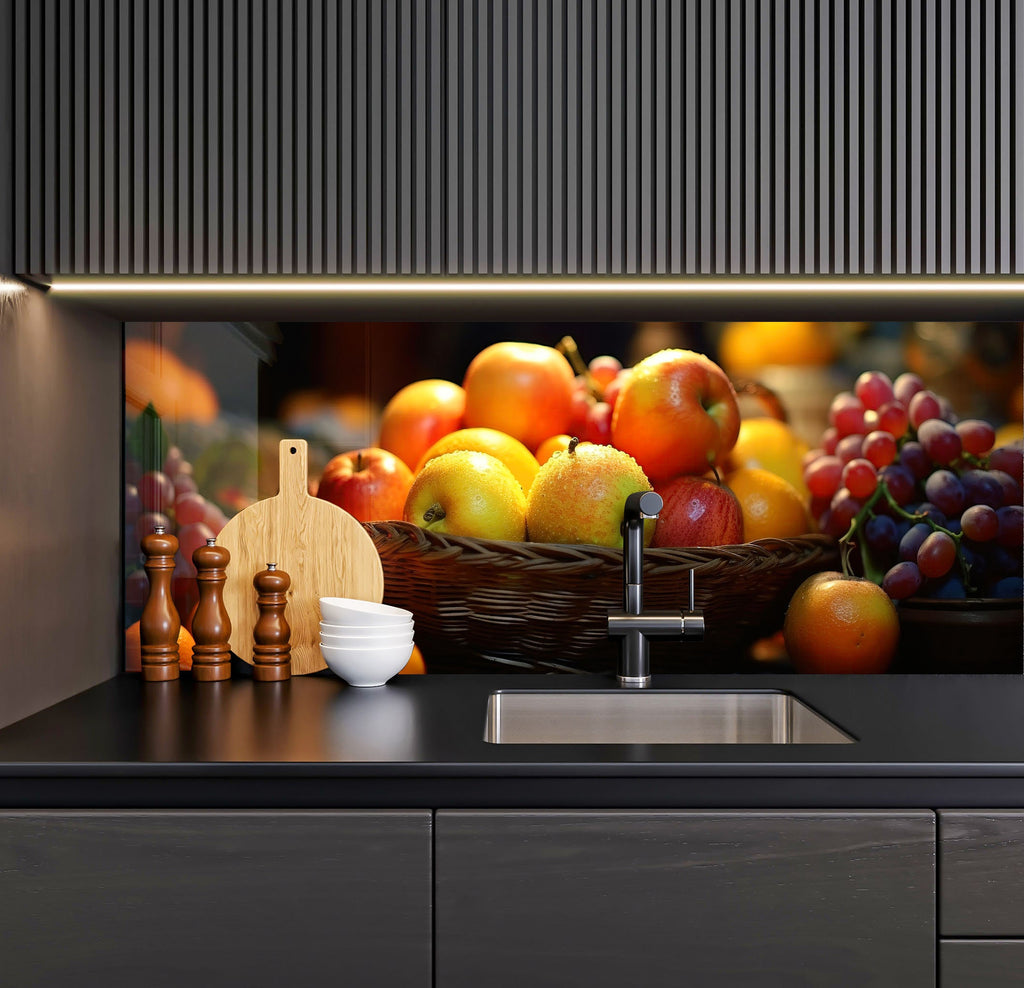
[609,490,704,688]
[621,490,663,614]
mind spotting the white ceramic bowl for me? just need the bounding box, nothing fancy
[320,597,414,626]
[320,640,415,688]
[319,619,413,636]
[320,630,414,649]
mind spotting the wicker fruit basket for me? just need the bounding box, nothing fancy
[364,522,839,674]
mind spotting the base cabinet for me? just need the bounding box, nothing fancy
[0,810,432,988]
[436,810,935,988]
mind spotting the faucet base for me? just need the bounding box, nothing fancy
[618,674,652,689]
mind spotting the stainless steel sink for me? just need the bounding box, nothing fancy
[484,690,854,744]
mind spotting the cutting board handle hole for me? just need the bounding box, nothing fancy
[290,445,297,454]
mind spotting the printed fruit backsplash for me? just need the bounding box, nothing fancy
[124,321,1023,674]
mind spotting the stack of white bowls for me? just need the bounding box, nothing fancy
[319,597,415,687]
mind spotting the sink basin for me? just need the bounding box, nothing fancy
[484,690,854,744]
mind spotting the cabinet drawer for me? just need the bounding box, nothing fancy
[941,940,1024,987]
[0,810,432,987]
[939,812,1024,936]
[437,810,935,988]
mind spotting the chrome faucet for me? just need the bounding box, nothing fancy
[607,491,705,688]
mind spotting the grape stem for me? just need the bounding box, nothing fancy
[837,478,975,592]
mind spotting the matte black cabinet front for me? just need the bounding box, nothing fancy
[0,810,432,988]
[436,809,936,988]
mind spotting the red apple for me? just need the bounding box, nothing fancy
[611,349,740,481]
[317,447,414,523]
[651,475,744,548]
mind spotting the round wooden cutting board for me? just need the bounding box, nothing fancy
[217,439,385,675]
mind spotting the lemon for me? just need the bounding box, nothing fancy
[728,418,810,499]
[727,467,812,542]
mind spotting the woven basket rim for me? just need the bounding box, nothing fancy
[364,519,837,571]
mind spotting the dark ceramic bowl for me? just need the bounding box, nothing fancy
[894,597,1023,673]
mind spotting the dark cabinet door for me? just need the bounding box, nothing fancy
[941,941,1024,988]
[0,810,431,988]
[939,811,1024,936]
[436,809,935,988]
[9,0,1016,278]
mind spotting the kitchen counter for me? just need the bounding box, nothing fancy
[0,672,1023,808]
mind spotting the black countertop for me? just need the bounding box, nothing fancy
[0,672,1022,808]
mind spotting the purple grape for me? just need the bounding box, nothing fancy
[996,505,1024,547]
[961,504,1000,542]
[917,419,963,466]
[899,522,932,562]
[894,372,926,406]
[928,574,967,599]
[917,531,958,579]
[960,469,1004,510]
[899,441,931,481]
[923,470,966,516]
[937,396,959,424]
[864,514,899,555]
[828,488,862,535]
[986,544,1021,578]
[879,464,915,506]
[989,469,1023,506]
[991,576,1023,599]
[882,561,924,600]
[914,502,948,527]
[835,433,867,464]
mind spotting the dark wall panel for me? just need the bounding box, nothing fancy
[12,0,1024,276]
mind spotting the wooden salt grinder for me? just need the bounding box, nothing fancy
[191,538,232,681]
[140,525,181,682]
[252,563,291,681]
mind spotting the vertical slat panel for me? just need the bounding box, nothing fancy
[1016,0,1023,271]
[399,0,412,274]
[593,0,606,273]
[148,0,162,275]
[236,0,249,273]
[8,0,1022,277]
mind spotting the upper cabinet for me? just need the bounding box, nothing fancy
[8,0,1023,277]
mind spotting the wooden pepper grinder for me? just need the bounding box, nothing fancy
[140,525,181,681]
[191,538,232,681]
[252,563,291,681]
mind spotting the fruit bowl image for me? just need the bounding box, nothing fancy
[893,596,1023,674]
[364,521,839,673]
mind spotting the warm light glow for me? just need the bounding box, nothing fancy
[0,277,27,295]
[46,276,1024,296]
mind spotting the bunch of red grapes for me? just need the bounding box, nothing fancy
[803,371,1023,601]
[124,446,230,622]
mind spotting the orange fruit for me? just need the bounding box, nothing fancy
[404,450,528,541]
[535,434,572,465]
[783,571,899,673]
[416,427,540,492]
[727,418,810,499]
[727,467,811,541]
[124,620,195,673]
[378,379,467,470]
[462,342,576,452]
[124,338,219,424]
[400,644,427,675]
[718,322,837,377]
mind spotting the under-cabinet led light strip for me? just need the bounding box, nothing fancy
[45,277,1024,296]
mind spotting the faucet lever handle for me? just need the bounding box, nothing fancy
[688,569,696,613]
